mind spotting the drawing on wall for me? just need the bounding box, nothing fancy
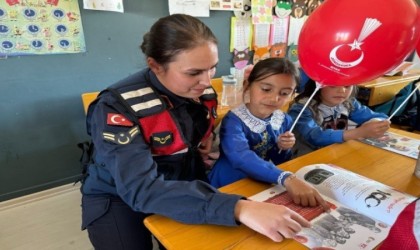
[210,0,243,11]
[83,0,124,13]
[0,0,86,57]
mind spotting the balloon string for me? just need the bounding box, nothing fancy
[278,83,321,154]
[289,83,322,132]
[388,83,420,121]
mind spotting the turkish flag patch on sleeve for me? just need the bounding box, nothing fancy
[107,113,134,127]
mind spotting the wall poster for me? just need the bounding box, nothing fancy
[0,0,86,57]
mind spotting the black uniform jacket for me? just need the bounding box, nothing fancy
[81,68,242,229]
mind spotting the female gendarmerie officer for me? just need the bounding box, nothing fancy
[81,14,319,250]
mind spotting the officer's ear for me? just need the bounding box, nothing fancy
[147,57,165,75]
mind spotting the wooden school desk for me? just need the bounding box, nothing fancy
[144,128,420,250]
[211,77,230,126]
[357,69,420,107]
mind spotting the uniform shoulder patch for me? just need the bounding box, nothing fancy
[151,131,173,147]
[102,126,140,145]
[107,113,133,127]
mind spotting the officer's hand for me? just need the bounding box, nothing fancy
[234,200,310,242]
[198,133,213,157]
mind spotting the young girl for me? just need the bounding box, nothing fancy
[288,79,390,156]
[209,58,328,209]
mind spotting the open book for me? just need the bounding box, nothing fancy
[360,131,420,159]
[250,163,416,250]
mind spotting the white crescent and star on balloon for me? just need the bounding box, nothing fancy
[329,39,365,68]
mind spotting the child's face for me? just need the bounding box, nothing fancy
[246,74,296,119]
[320,85,353,107]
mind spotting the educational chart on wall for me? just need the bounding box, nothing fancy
[0,0,86,57]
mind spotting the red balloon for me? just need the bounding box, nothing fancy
[298,0,420,86]
[417,10,420,59]
[417,40,420,58]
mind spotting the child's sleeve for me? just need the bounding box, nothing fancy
[349,99,389,123]
[268,114,293,164]
[219,113,283,184]
[288,103,345,146]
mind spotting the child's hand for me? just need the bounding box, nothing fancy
[277,131,295,150]
[344,119,390,141]
[284,175,330,211]
[359,120,390,138]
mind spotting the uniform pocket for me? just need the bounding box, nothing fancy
[81,196,110,230]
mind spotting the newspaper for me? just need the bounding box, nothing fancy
[360,131,420,159]
[250,163,416,250]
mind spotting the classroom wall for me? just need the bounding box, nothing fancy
[0,1,233,201]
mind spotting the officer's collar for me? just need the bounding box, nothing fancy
[148,70,193,108]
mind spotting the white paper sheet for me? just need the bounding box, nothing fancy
[83,0,124,13]
[169,0,210,17]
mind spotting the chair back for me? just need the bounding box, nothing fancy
[81,92,99,114]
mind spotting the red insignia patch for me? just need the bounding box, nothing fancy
[106,113,133,127]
